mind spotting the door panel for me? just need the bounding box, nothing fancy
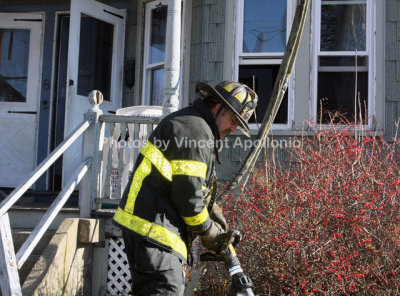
[0,14,43,188]
[63,0,125,185]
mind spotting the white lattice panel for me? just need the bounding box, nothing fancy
[107,237,132,295]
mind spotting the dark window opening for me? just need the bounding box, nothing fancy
[77,14,113,100]
[317,71,368,124]
[239,64,288,124]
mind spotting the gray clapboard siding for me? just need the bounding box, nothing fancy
[386,0,400,22]
[189,0,226,104]
[385,0,400,138]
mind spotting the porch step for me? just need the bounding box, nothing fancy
[12,229,55,285]
[9,205,79,230]
[9,205,80,287]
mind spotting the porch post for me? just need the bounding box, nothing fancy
[162,0,181,116]
[79,90,103,218]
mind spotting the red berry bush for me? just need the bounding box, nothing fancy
[196,124,400,295]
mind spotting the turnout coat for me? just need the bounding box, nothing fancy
[113,98,219,262]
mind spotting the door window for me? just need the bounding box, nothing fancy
[77,15,114,100]
[0,29,30,102]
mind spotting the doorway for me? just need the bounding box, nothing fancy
[49,14,69,191]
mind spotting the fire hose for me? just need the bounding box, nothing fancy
[198,230,254,296]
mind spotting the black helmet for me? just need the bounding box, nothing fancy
[196,80,258,137]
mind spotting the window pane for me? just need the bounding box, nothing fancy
[239,65,288,124]
[319,56,367,67]
[321,1,366,51]
[243,0,287,53]
[0,29,29,102]
[317,71,368,123]
[150,5,167,64]
[151,67,164,106]
[77,14,113,100]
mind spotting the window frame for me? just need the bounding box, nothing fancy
[0,13,44,110]
[141,0,186,107]
[234,0,295,131]
[311,0,376,128]
[142,0,168,106]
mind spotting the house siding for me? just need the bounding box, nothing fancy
[385,0,400,139]
[188,0,226,104]
[217,135,293,181]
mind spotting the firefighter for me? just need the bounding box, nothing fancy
[112,80,258,295]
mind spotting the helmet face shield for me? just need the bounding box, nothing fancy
[196,81,258,137]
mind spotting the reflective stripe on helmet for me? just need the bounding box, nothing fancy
[223,83,247,103]
[114,207,188,259]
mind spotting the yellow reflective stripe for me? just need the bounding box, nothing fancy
[229,244,236,255]
[223,83,245,103]
[114,208,187,259]
[141,142,172,181]
[182,206,209,226]
[124,158,152,214]
[171,160,207,179]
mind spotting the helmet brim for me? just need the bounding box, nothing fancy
[196,82,251,137]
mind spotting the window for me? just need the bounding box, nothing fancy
[77,15,114,100]
[142,0,168,106]
[0,29,30,102]
[236,0,292,128]
[312,0,373,125]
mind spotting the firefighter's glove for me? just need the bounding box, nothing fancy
[210,203,228,231]
[200,222,226,253]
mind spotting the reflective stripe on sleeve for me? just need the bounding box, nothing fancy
[114,208,188,260]
[171,160,207,179]
[182,206,209,226]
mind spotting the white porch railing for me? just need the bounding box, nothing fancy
[94,114,159,205]
[0,90,160,295]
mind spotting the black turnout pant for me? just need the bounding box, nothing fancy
[122,230,185,296]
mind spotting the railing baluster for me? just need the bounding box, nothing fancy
[105,123,115,199]
[121,146,131,196]
[93,120,105,210]
[133,123,141,164]
[147,123,154,138]
[116,123,127,199]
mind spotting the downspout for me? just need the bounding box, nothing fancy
[162,0,182,116]
[200,0,205,81]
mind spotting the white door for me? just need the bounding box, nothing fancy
[0,13,43,188]
[63,0,125,184]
